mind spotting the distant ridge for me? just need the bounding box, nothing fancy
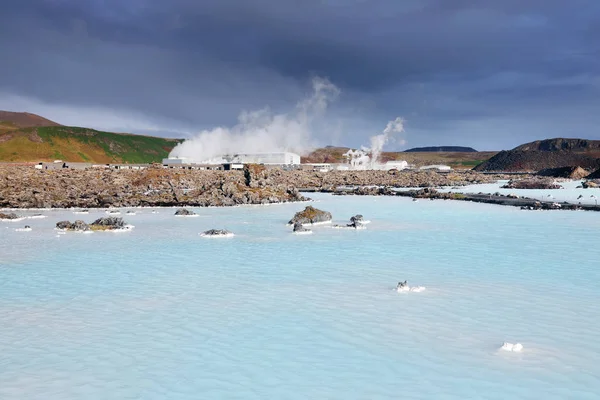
[404,146,477,153]
[0,111,61,131]
[0,110,182,163]
[474,138,600,172]
[514,138,600,152]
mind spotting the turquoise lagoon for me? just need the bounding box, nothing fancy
[1,192,599,399]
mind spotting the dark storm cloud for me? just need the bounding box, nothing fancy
[0,0,599,149]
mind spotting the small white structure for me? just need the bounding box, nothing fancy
[162,157,189,165]
[419,165,452,171]
[303,163,332,172]
[384,160,409,170]
[223,152,300,165]
[224,163,244,170]
[165,152,300,166]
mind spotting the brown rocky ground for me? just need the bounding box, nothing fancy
[0,165,303,208]
[268,169,506,190]
[0,165,510,209]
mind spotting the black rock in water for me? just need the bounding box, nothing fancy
[293,222,311,233]
[201,229,232,236]
[56,220,90,231]
[288,206,332,225]
[0,212,20,220]
[90,217,126,228]
[175,208,197,216]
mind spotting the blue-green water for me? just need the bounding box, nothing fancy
[1,193,599,399]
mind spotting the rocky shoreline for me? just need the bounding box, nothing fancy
[333,186,600,212]
[0,165,305,208]
[0,165,509,209]
[3,165,595,212]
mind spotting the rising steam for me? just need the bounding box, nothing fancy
[369,117,405,165]
[344,117,406,169]
[169,77,340,162]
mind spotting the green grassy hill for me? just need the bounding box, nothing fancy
[0,126,183,163]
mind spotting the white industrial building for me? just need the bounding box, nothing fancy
[162,157,190,165]
[220,152,300,165]
[383,160,409,170]
[419,165,452,171]
[163,152,300,166]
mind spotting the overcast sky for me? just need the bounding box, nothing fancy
[1,0,599,151]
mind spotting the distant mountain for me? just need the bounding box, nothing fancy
[514,138,600,152]
[474,138,600,172]
[0,111,182,163]
[301,146,496,168]
[0,111,61,132]
[404,146,477,153]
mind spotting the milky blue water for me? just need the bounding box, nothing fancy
[441,179,600,205]
[1,193,600,399]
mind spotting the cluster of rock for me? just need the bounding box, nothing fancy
[580,180,599,189]
[0,164,306,208]
[520,202,564,211]
[55,217,129,232]
[333,214,366,229]
[501,178,561,190]
[290,207,367,234]
[0,212,22,220]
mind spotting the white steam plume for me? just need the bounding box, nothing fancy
[343,116,406,170]
[169,77,340,162]
[369,117,405,165]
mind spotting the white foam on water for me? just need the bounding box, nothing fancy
[105,210,121,215]
[73,211,89,215]
[0,217,25,222]
[109,225,135,232]
[14,227,32,232]
[292,230,313,235]
[27,215,46,219]
[500,342,524,352]
[175,214,200,218]
[331,225,367,230]
[396,285,426,293]
[288,220,332,226]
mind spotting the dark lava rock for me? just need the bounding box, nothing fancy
[350,214,364,224]
[174,208,197,216]
[288,206,332,225]
[502,179,561,190]
[90,217,126,230]
[292,222,311,233]
[347,214,365,228]
[0,212,20,220]
[56,220,90,231]
[201,229,232,236]
[537,166,590,179]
